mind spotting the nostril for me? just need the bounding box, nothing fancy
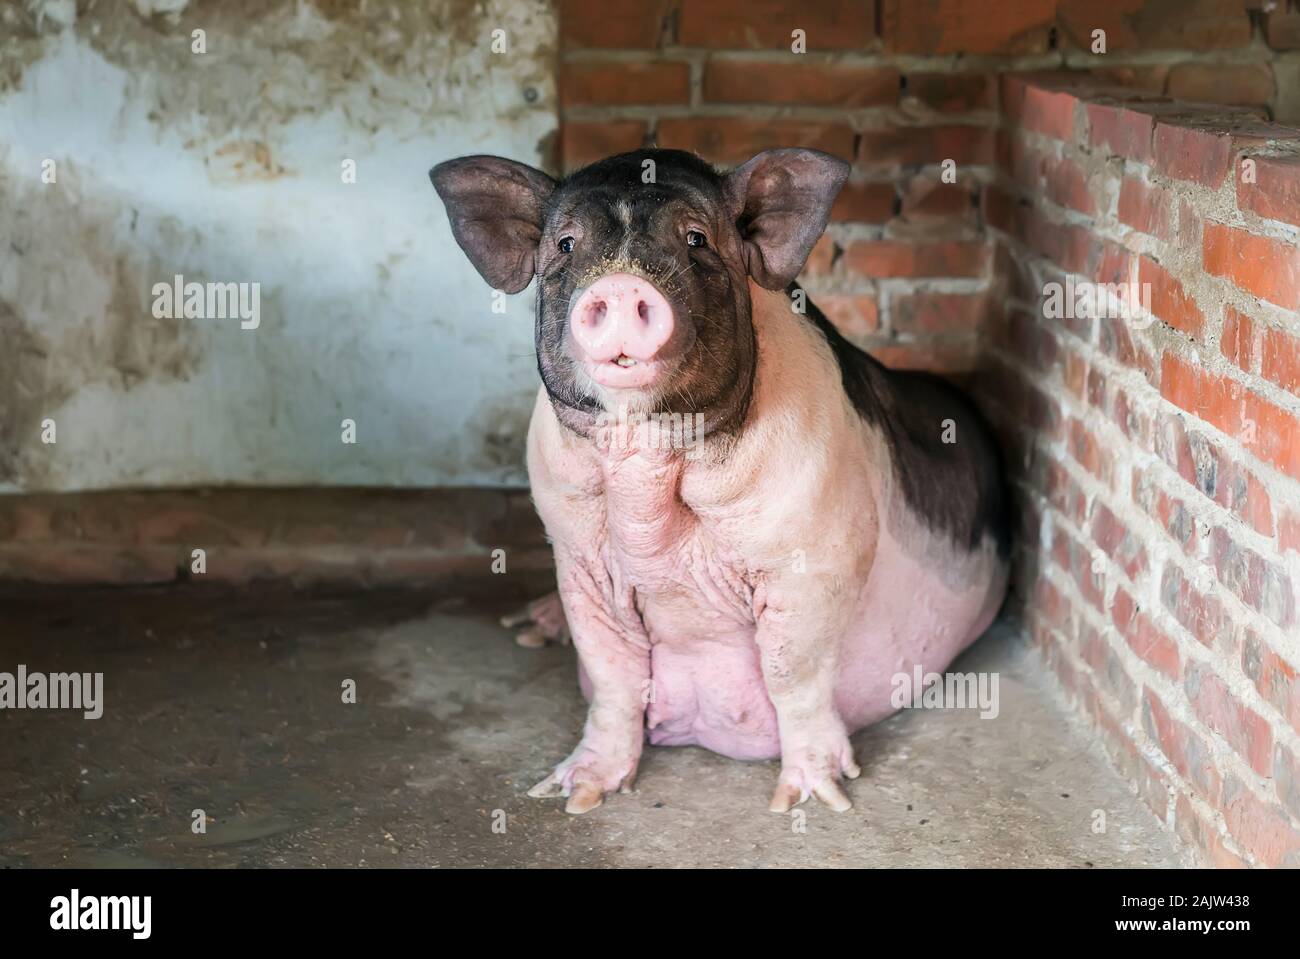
[637,300,649,322]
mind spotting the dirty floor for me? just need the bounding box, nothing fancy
[0,584,1184,868]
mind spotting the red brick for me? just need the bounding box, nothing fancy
[1153,121,1239,189]
[830,181,896,223]
[1162,353,1300,481]
[885,1,1055,54]
[980,183,1017,234]
[1044,459,1087,526]
[1281,510,1300,555]
[1161,562,1229,649]
[1142,689,1221,801]
[1057,525,1107,613]
[679,0,875,50]
[560,0,671,49]
[1266,8,1300,49]
[1023,208,1096,276]
[1165,63,1276,107]
[1207,525,1296,628]
[1086,101,1155,163]
[1062,348,1087,402]
[562,121,646,170]
[802,235,836,276]
[1220,307,1257,373]
[1097,313,1157,382]
[1207,447,1276,538]
[1141,475,1198,555]
[1242,631,1300,739]
[1220,776,1300,867]
[1154,420,1271,538]
[1039,153,1094,215]
[1204,221,1300,312]
[1109,380,1154,442]
[1138,257,1204,339]
[1113,591,1173,676]
[890,292,988,334]
[1058,0,1253,51]
[997,306,1059,371]
[1186,663,1274,775]
[904,73,995,113]
[1015,85,1080,141]
[1260,328,1300,396]
[1079,621,1138,715]
[1090,503,1147,582]
[656,118,854,166]
[1117,177,1171,238]
[561,61,690,106]
[856,126,995,168]
[814,295,879,338]
[1239,154,1300,229]
[703,61,897,107]
[1153,412,1200,492]
[868,340,978,373]
[1275,744,1300,823]
[901,176,973,220]
[1067,417,1110,483]
[1173,794,1250,868]
[842,240,989,279]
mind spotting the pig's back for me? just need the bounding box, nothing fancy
[792,283,1011,565]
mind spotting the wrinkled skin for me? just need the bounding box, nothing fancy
[431,148,1010,814]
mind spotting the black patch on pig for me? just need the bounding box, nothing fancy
[791,283,1012,560]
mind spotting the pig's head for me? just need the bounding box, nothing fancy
[429,148,848,437]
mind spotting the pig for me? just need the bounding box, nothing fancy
[430,147,1010,814]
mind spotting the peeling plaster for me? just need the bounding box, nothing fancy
[0,0,557,491]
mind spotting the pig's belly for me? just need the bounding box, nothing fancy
[576,537,1006,762]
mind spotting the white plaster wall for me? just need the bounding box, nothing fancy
[0,0,557,491]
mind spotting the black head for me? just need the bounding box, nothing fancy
[430,147,848,438]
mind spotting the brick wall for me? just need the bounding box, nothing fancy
[558,0,1298,374]
[556,0,1300,867]
[981,76,1300,867]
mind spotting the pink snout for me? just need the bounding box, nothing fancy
[569,273,675,377]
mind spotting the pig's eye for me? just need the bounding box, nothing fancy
[557,236,575,254]
[686,230,707,249]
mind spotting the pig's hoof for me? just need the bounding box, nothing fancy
[500,591,570,648]
[527,774,611,815]
[526,753,638,814]
[768,745,861,813]
[768,778,853,813]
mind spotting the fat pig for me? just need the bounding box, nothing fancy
[430,147,1011,814]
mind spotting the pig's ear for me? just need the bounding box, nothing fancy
[429,155,557,294]
[723,148,849,290]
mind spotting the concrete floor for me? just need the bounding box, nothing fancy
[0,583,1185,868]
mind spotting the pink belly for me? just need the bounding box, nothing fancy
[576,527,1007,762]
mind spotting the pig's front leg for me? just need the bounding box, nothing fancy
[756,580,861,813]
[527,557,649,814]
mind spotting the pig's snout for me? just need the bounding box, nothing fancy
[570,273,675,370]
